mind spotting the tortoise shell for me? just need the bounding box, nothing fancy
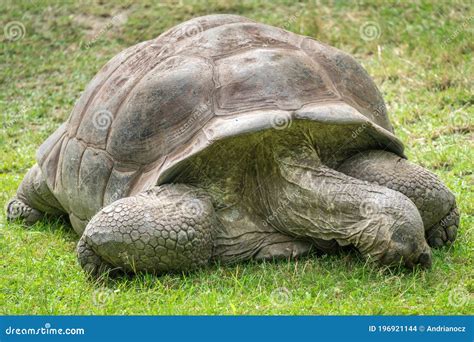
[36,14,403,234]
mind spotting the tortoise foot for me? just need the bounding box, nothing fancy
[5,197,43,225]
[77,237,120,278]
[426,205,459,248]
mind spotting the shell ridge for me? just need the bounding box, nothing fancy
[71,40,153,137]
[300,40,342,99]
[75,141,88,190]
[103,52,185,147]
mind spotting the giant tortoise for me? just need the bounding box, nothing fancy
[7,14,459,276]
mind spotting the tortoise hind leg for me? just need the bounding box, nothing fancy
[337,150,459,248]
[6,164,63,225]
[77,184,216,276]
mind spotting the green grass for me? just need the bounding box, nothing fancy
[1,0,473,315]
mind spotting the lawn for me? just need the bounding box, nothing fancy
[0,0,472,315]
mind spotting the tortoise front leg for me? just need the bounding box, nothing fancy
[337,150,459,248]
[252,143,432,268]
[77,184,216,277]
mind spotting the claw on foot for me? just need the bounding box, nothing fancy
[6,197,43,225]
[426,206,459,248]
[77,237,121,279]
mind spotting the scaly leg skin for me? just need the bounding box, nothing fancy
[251,142,432,268]
[6,164,63,225]
[337,150,459,248]
[77,184,216,277]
